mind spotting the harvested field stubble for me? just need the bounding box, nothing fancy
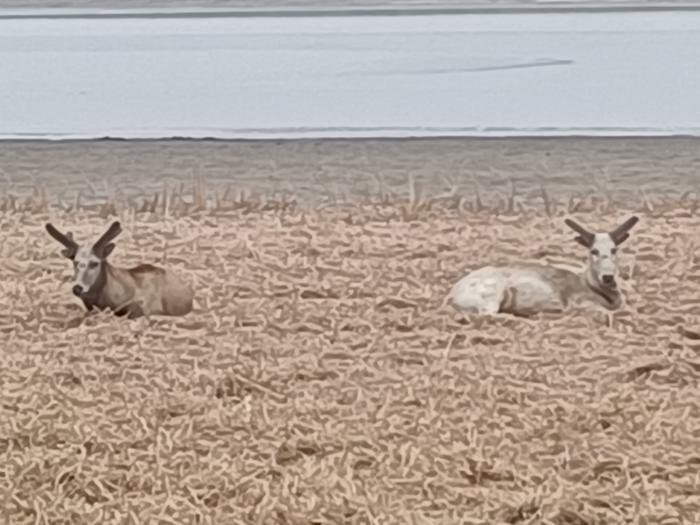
[2,181,700,524]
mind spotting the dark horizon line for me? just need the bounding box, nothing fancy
[3,3,700,19]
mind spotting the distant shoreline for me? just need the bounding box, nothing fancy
[2,136,698,207]
[1,134,700,144]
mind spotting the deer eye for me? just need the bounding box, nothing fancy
[88,261,99,269]
[611,248,618,255]
[590,249,599,256]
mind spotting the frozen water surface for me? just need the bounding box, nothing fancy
[1,10,699,138]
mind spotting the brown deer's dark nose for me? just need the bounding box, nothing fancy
[601,275,615,285]
[72,285,84,296]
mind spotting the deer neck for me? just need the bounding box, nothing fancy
[79,262,134,313]
[99,264,138,314]
[582,268,621,309]
[78,261,110,311]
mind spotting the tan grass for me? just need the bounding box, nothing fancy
[2,178,700,524]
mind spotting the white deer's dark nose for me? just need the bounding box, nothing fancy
[601,274,615,285]
[72,284,84,296]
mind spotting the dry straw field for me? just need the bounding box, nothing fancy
[2,140,700,524]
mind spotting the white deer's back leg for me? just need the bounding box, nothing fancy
[449,272,505,315]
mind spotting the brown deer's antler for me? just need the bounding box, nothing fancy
[45,223,79,259]
[92,221,122,255]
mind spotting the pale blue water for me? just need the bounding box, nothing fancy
[1,10,699,139]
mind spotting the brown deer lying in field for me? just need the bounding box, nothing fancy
[447,215,640,317]
[46,221,194,319]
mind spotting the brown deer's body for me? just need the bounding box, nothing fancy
[81,262,193,318]
[46,221,194,319]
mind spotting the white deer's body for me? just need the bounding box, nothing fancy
[447,217,638,318]
[46,221,193,319]
[448,262,620,316]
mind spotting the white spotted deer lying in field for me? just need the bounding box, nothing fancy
[446,216,639,317]
[46,221,194,319]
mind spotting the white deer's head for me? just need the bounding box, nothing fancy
[564,216,639,290]
[46,221,122,298]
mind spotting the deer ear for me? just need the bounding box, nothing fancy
[101,243,115,258]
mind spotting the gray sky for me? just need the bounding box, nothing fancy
[2,0,699,10]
